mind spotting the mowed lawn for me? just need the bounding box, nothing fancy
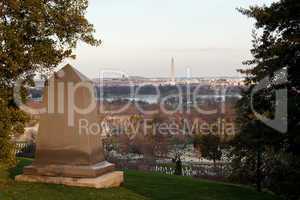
[0,158,279,200]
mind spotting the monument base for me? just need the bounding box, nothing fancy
[23,161,115,178]
[15,171,124,189]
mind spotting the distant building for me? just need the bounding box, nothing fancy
[170,57,175,85]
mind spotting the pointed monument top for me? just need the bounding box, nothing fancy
[54,64,91,82]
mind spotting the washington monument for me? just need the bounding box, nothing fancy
[171,57,175,85]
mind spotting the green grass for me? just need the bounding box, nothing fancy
[0,158,279,200]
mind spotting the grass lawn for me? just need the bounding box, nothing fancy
[0,158,279,200]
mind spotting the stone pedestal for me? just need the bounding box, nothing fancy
[23,161,115,178]
[16,65,123,188]
[16,171,124,189]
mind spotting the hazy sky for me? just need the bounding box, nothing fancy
[65,0,275,78]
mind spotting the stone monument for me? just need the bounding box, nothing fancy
[16,64,123,188]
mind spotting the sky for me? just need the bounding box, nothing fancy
[65,0,276,78]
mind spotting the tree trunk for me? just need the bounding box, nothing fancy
[174,157,182,176]
[256,147,262,192]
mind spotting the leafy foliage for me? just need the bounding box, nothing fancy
[232,0,300,198]
[0,0,100,166]
[193,133,222,165]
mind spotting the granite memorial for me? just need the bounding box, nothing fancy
[16,64,123,188]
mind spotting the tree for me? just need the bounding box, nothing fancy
[0,0,100,167]
[193,133,222,167]
[232,0,300,197]
[169,135,191,176]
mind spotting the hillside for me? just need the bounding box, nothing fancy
[0,158,278,200]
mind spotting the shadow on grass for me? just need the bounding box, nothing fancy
[123,170,280,200]
[9,158,32,179]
